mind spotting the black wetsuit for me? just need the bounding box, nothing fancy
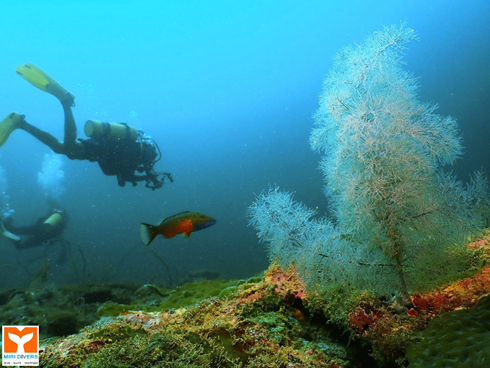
[78,132,166,188]
[17,101,172,189]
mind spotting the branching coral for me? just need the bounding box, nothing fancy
[249,23,489,308]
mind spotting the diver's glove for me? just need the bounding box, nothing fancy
[145,171,173,190]
[117,175,128,187]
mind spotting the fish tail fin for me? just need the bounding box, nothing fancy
[140,223,159,246]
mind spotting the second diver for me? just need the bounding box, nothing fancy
[1,209,67,250]
[0,63,172,190]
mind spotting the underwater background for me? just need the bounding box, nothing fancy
[0,0,489,290]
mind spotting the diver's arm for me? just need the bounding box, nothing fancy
[117,173,149,187]
[117,170,172,190]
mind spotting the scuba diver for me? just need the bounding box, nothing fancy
[0,63,172,190]
[1,209,66,250]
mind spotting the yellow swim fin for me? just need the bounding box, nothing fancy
[0,112,24,148]
[15,63,75,104]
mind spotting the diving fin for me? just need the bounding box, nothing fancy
[0,221,20,242]
[0,112,24,148]
[15,63,75,104]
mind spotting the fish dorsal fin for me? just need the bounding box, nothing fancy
[160,211,190,224]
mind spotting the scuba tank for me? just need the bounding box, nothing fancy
[84,120,139,141]
[43,210,64,230]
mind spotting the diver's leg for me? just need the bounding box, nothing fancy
[14,63,84,158]
[18,117,66,154]
[61,101,78,156]
[13,237,39,250]
[17,108,87,160]
[59,102,89,160]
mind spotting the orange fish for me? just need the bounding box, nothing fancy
[140,211,216,245]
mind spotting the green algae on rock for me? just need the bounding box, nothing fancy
[37,267,351,367]
[406,294,490,367]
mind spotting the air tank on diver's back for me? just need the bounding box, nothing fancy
[84,120,139,141]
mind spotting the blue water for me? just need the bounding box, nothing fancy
[0,0,489,288]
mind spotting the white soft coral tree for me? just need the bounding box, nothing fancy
[249,23,489,305]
